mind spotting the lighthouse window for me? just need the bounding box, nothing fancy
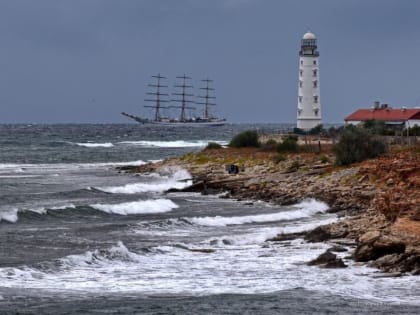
[300,70,303,77]
[299,96,302,103]
[299,81,303,88]
[300,60,303,65]
[314,96,318,103]
[314,108,319,116]
[313,69,317,77]
[313,60,317,65]
[313,80,318,88]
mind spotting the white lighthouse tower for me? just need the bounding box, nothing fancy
[297,31,322,130]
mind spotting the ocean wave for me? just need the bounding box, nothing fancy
[71,142,114,148]
[0,160,147,174]
[0,204,76,223]
[205,217,338,246]
[90,199,178,215]
[117,140,228,148]
[187,199,329,227]
[97,169,192,194]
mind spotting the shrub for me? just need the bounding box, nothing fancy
[272,153,286,164]
[308,124,323,135]
[405,125,420,136]
[363,120,395,136]
[319,155,330,164]
[229,130,260,148]
[288,160,301,171]
[277,135,299,153]
[260,139,277,151]
[334,125,387,166]
[206,142,222,150]
[293,127,305,135]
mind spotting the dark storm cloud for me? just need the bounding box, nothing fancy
[0,0,419,123]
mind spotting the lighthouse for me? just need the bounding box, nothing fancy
[297,31,322,130]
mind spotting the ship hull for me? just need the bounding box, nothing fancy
[121,112,226,127]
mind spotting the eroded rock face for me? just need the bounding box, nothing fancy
[355,231,406,262]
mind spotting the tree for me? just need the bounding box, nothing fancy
[334,125,387,165]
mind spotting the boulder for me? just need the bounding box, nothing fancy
[355,234,406,262]
[307,250,347,268]
[358,230,381,244]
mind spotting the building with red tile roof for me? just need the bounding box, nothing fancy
[345,103,420,128]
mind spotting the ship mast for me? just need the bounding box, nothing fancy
[144,74,169,122]
[171,74,196,122]
[196,78,216,119]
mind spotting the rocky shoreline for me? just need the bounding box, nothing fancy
[120,146,420,275]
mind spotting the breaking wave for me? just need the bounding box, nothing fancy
[90,199,178,215]
[97,169,192,194]
[187,199,329,227]
[71,142,114,148]
[0,204,76,223]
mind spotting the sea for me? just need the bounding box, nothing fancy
[0,124,418,314]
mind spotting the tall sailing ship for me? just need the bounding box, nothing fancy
[122,74,226,126]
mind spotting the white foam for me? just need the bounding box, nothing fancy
[1,239,419,304]
[98,169,192,194]
[189,199,329,227]
[72,142,114,148]
[0,209,18,223]
[205,217,338,246]
[90,199,178,215]
[117,140,228,148]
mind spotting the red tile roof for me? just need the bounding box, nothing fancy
[345,108,420,122]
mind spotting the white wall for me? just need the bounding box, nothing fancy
[297,55,322,130]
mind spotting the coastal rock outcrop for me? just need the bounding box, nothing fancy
[354,231,406,262]
[307,250,347,268]
[125,145,420,274]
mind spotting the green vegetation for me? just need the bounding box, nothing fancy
[276,135,299,153]
[229,130,260,148]
[260,139,278,151]
[334,125,387,166]
[293,124,323,135]
[272,153,287,164]
[363,120,395,136]
[288,160,301,171]
[308,124,323,135]
[319,155,330,164]
[405,125,420,136]
[205,142,222,150]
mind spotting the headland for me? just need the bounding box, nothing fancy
[119,139,420,275]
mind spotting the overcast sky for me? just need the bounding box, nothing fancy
[0,0,419,123]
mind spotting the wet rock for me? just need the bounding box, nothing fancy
[266,232,306,242]
[328,245,348,253]
[304,226,332,242]
[222,239,233,245]
[307,250,347,268]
